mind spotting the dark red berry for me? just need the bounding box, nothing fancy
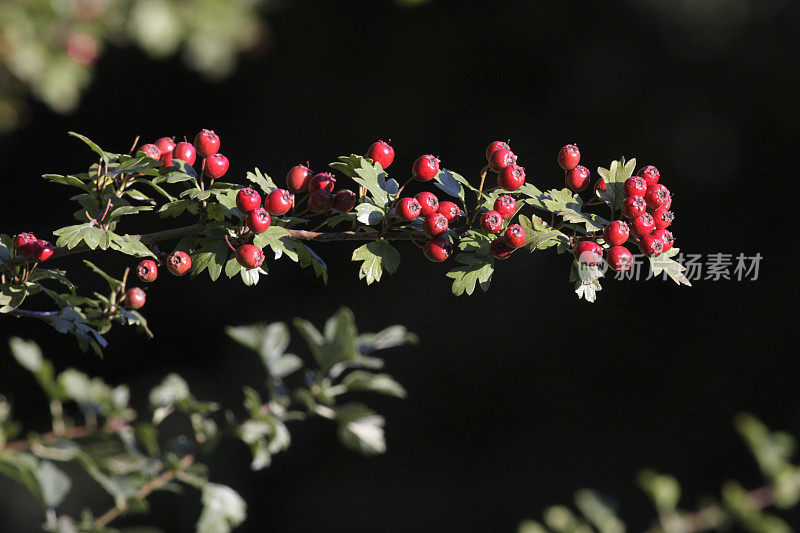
[204,153,229,180]
[623,176,647,197]
[236,188,262,213]
[565,165,591,192]
[494,195,517,219]
[637,165,660,187]
[437,201,461,222]
[308,172,336,193]
[607,246,633,271]
[645,184,671,211]
[332,190,357,213]
[558,144,581,171]
[155,137,176,156]
[639,234,664,257]
[265,189,294,216]
[631,213,655,239]
[486,141,510,161]
[366,140,395,169]
[490,238,512,260]
[412,155,440,181]
[423,213,448,237]
[194,129,220,158]
[172,142,196,166]
[140,144,162,161]
[13,233,38,257]
[503,224,525,248]
[573,240,603,266]
[33,240,54,262]
[653,229,674,253]
[621,195,647,219]
[603,220,630,246]
[498,163,525,191]
[397,197,422,220]
[166,251,192,276]
[308,189,334,212]
[488,149,516,173]
[286,165,313,193]
[247,208,271,234]
[415,191,439,216]
[653,207,674,230]
[236,244,265,269]
[124,287,146,310]
[137,259,158,282]
[423,238,453,262]
[594,178,607,196]
[480,210,504,234]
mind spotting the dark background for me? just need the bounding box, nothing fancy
[1,0,799,531]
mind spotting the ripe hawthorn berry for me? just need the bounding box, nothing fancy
[637,165,660,187]
[155,137,176,155]
[13,233,38,257]
[172,142,197,166]
[286,165,313,193]
[308,189,333,212]
[137,259,158,283]
[565,165,591,192]
[437,201,461,222]
[480,210,504,234]
[124,287,146,310]
[639,234,664,257]
[631,213,655,239]
[205,154,229,180]
[653,207,674,230]
[606,246,633,271]
[140,144,162,161]
[423,238,453,262]
[33,240,54,262]
[494,194,517,219]
[265,189,293,216]
[247,208,271,233]
[415,191,439,216]
[621,195,647,219]
[645,184,671,211]
[309,172,335,193]
[236,244,265,269]
[594,178,607,198]
[423,212,448,237]
[412,155,440,181]
[397,197,422,220]
[498,164,525,191]
[653,228,674,253]
[486,141,510,161]
[194,129,220,158]
[488,149,516,173]
[490,238,512,260]
[503,224,525,248]
[366,141,395,169]
[558,144,581,171]
[236,188,262,213]
[603,220,630,246]
[623,176,647,197]
[573,240,603,266]
[167,251,192,276]
[332,190,357,213]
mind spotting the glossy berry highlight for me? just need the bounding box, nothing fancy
[565,165,591,192]
[166,251,192,276]
[236,188,262,213]
[172,142,196,166]
[265,189,293,216]
[204,154,229,180]
[308,172,335,193]
[488,149,516,173]
[246,208,271,234]
[558,144,581,171]
[397,197,422,220]
[366,141,395,169]
[607,246,633,271]
[623,176,647,197]
[480,210,504,234]
[621,196,647,219]
[494,195,516,219]
[415,191,439,217]
[236,244,265,269]
[490,238,512,260]
[486,140,510,161]
[194,129,220,158]
[412,155,440,181]
[423,238,453,262]
[498,164,525,191]
[603,220,630,246]
[437,201,461,222]
[503,224,525,248]
[638,165,660,187]
[573,240,603,266]
[286,165,313,193]
[332,190,357,213]
[423,212,448,237]
[136,259,158,283]
[631,213,655,239]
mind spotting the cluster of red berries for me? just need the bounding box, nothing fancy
[283,165,357,215]
[139,129,229,180]
[124,251,193,311]
[12,233,55,262]
[486,140,526,191]
[483,141,528,259]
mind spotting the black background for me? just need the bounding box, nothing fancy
[1,0,799,531]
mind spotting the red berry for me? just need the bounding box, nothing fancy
[166,251,192,276]
[480,210,504,234]
[488,149,516,173]
[653,207,674,230]
[136,259,158,282]
[631,213,655,239]
[573,240,603,266]
[486,141,510,161]
[645,184,671,211]
[236,244,265,269]
[412,155,440,181]
[247,208,271,234]
[498,163,525,191]
[606,246,633,271]
[603,220,630,246]
[172,142,197,166]
[236,188,262,213]
[623,176,647,197]
[155,137,176,156]
[503,224,525,248]
[204,153,229,180]
[308,172,336,193]
[423,238,453,262]
[490,238,512,260]
[594,178,607,195]
[366,140,395,169]
[637,165,660,187]
[13,233,38,257]
[265,189,294,216]
[621,195,647,219]
[332,190,357,213]
[639,234,664,257]
[308,189,334,212]
[415,191,439,216]
[653,229,674,253]
[558,144,581,171]
[437,201,461,222]
[494,195,517,219]
[423,213,448,237]
[124,287,146,310]
[33,240,54,262]
[194,129,220,158]
[286,165,313,193]
[565,165,591,192]
[397,197,422,220]
[139,144,162,161]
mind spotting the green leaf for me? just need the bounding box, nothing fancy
[433,168,471,205]
[596,157,636,212]
[355,202,386,225]
[358,325,419,353]
[351,241,400,285]
[335,403,386,455]
[735,413,795,479]
[9,337,43,372]
[574,489,625,533]
[331,155,397,207]
[108,205,153,219]
[132,178,176,202]
[343,371,407,398]
[197,483,247,533]
[42,174,91,192]
[110,234,157,259]
[83,260,123,291]
[637,469,681,514]
[0,284,29,313]
[158,199,200,218]
[446,257,494,296]
[29,269,76,292]
[149,374,190,409]
[190,239,229,282]
[518,215,567,251]
[649,247,691,286]
[722,481,792,533]
[246,168,277,193]
[34,460,71,508]
[538,188,608,232]
[68,131,108,164]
